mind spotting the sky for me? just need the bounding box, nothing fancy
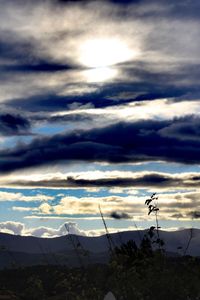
[0,0,200,237]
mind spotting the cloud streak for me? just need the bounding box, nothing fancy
[5,171,200,190]
[1,117,200,173]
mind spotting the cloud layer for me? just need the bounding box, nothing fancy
[1,117,200,173]
[0,0,200,233]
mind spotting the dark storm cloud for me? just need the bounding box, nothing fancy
[3,59,200,113]
[0,0,200,113]
[1,116,200,173]
[57,0,141,5]
[110,212,132,219]
[125,63,200,91]
[187,211,200,219]
[0,113,30,136]
[2,61,76,73]
[66,174,171,188]
[159,120,200,141]
[0,33,77,75]
[64,173,200,189]
[170,213,184,219]
[110,0,200,21]
[0,109,95,138]
[0,33,33,61]
[4,78,198,113]
[4,92,119,112]
[58,0,200,20]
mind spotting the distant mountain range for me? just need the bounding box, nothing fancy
[0,229,199,269]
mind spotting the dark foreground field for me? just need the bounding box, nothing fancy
[1,250,200,300]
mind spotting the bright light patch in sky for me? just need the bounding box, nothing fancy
[79,38,135,82]
[79,38,135,68]
[83,67,118,83]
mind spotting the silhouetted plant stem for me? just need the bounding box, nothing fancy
[184,228,193,256]
[99,205,115,255]
[145,193,164,251]
[155,210,161,250]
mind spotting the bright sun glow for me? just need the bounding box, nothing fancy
[79,38,136,82]
[83,67,118,83]
[79,38,134,68]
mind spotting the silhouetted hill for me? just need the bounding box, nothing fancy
[0,229,199,268]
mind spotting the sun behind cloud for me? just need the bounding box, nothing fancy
[79,38,134,68]
[79,38,136,82]
[83,67,118,83]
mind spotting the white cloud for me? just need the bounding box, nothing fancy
[0,221,24,235]
[15,190,200,222]
[0,191,54,202]
[12,206,35,212]
[3,168,200,191]
[0,219,196,238]
[38,202,52,214]
[0,221,86,238]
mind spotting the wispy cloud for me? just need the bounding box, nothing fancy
[3,170,200,191]
[0,191,54,202]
